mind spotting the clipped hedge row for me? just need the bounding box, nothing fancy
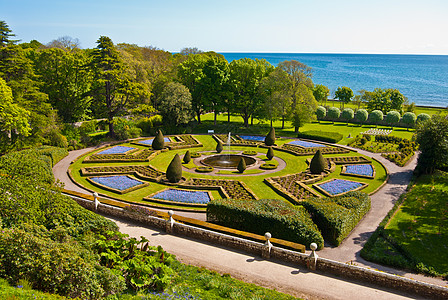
[207,198,324,249]
[302,191,371,246]
[297,131,343,143]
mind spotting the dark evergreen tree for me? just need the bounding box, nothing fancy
[152,130,165,150]
[166,154,182,183]
[265,127,276,146]
[216,139,223,153]
[183,150,191,164]
[310,149,327,174]
[0,21,19,47]
[266,147,274,160]
[237,157,246,173]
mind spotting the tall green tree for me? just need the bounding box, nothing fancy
[89,36,146,138]
[277,60,313,108]
[34,48,92,123]
[366,88,405,113]
[291,84,318,132]
[0,21,19,47]
[313,84,330,106]
[159,82,193,128]
[334,86,353,108]
[229,58,274,127]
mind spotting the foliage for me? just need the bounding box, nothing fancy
[296,130,343,143]
[368,109,383,126]
[334,86,353,107]
[309,149,327,174]
[385,111,401,127]
[402,111,417,129]
[183,150,191,163]
[327,106,340,121]
[159,82,193,128]
[415,114,448,174]
[152,129,165,150]
[303,192,371,246]
[355,108,369,125]
[316,106,326,121]
[0,278,65,299]
[207,198,324,249]
[0,21,18,46]
[267,146,274,160]
[112,118,142,141]
[265,126,276,146]
[215,139,223,153]
[341,108,354,123]
[416,113,430,124]
[237,157,246,173]
[313,84,330,105]
[166,154,182,183]
[366,88,405,113]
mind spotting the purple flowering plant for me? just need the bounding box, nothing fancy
[316,179,363,196]
[345,164,374,177]
[288,140,326,148]
[152,189,211,204]
[98,146,136,155]
[90,175,145,191]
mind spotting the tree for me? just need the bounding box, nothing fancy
[316,106,326,122]
[166,154,182,183]
[216,139,223,153]
[229,58,274,127]
[355,109,368,126]
[327,107,340,123]
[385,111,400,129]
[402,112,417,131]
[369,110,384,127]
[265,127,276,146]
[341,108,354,125]
[366,88,405,113]
[415,115,448,174]
[159,82,193,128]
[89,36,146,138]
[313,84,330,106]
[152,129,165,150]
[290,84,318,132]
[266,147,274,160]
[310,150,327,174]
[183,150,191,164]
[277,60,313,108]
[179,47,203,55]
[237,157,246,173]
[46,36,80,51]
[0,21,19,47]
[416,113,430,124]
[334,86,353,108]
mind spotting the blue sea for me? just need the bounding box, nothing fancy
[220,53,448,108]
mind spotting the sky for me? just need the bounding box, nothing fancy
[2,0,448,54]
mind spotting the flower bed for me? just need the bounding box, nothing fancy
[84,149,159,163]
[213,134,259,146]
[361,129,392,135]
[187,178,257,201]
[242,150,258,155]
[287,140,327,148]
[280,144,349,156]
[137,137,171,145]
[314,179,367,197]
[87,175,148,194]
[190,152,202,158]
[149,188,212,204]
[81,165,164,181]
[313,156,371,165]
[341,164,375,179]
[238,135,265,142]
[98,146,136,155]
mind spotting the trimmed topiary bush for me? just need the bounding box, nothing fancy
[166,154,182,183]
[266,147,274,160]
[216,140,223,153]
[265,127,276,146]
[151,130,165,150]
[237,157,246,173]
[190,152,201,158]
[341,108,354,124]
[183,150,191,164]
[310,149,327,174]
[369,110,383,127]
[316,106,326,122]
[327,107,340,122]
[402,112,417,130]
[385,111,401,128]
[260,163,277,170]
[416,113,430,124]
[355,109,369,126]
[297,131,343,143]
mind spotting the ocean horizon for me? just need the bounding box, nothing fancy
[219,52,448,108]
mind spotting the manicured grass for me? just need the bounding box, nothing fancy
[384,172,448,274]
[0,279,65,299]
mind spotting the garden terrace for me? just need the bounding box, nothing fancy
[312,156,372,165]
[341,164,376,179]
[186,178,258,201]
[314,178,368,197]
[87,175,149,194]
[280,143,350,156]
[84,148,159,163]
[213,134,260,146]
[81,165,164,181]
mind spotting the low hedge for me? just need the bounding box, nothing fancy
[207,198,324,249]
[297,131,343,143]
[302,191,370,246]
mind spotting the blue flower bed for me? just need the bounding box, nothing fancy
[288,140,326,148]
[139,137,171,145]
[239,135,265,141]
[90,175,145,191]
[152,189,211,204]
[98,146,136,154]
[316,179,363,196]
[345,164,374,177]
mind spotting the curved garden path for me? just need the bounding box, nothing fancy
[53,143,448,299]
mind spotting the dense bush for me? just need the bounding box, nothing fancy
[402,112,417,129]
[309,149,326,174]
[296,130,343,143]
[207,198,324,249]
[327,107,340,120]
[237,157,246,173]
[216,139,223,153]
[416,113,430,124]
[316,106,326,121]
[341,108,354,123]
[369,110,383,126]
[166,154,182,183]
[183,150,191,163]
[302,192,371,246]
[113,118,142,140]
[265,127,276,146]
[385,111,400,127]
[152,129,165,150]
[266,146,274,160]
[355,109,369,125]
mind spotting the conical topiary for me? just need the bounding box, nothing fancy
[183,150,191,164]
[152,130,165,150]
[237,157,246,173]
[166,154,182,183]
[266,146,274,160]
[310,149,327,174]
[265,127,276,146]
[216,140,223,153]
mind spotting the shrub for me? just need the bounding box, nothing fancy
[196,166,213,173]
[113,118,142,140]
[207,198,324,249]
[327,107,340,121]
[297,131,343,143]
[190,152,201,158]
[78,120,97,135]
[316,106,326,121]
[385,111,400,127]
[183,150,191,164]
[152,130,165,150]
[416,113,430,124]
[369,110,383,126]
[166,154,182,183]
[216,140,223,153]
[302,192,371,246]
[355,109,369,125]
[265,127,276,146]
[341,108,354,123]
[309,149,327,174]
[266,146,274,160]
[136,117,153,134]
[237,157,246,173]
[260,163,277,170]
[402,112,417,130]
[43,127,68,148]
[242,150,257,155]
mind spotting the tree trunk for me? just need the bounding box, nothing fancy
[251,115,254,126]
[294,126,298,133]
[270,119,273,128]
[227,107,230,123]
[214,110,217,126]
[108,116,115,139]
[196,110,201,124]
[282,116,285,129]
